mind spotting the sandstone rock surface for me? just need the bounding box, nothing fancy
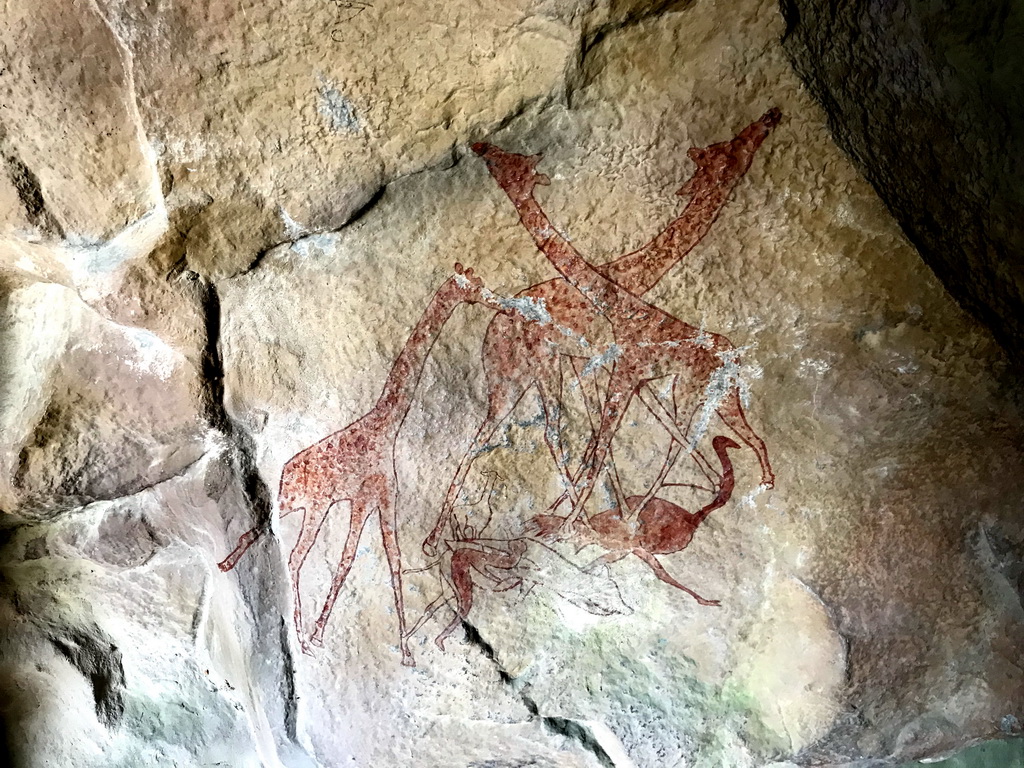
[781,0,1024,362]
[1,1,1022,767]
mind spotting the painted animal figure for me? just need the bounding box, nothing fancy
[218,264,508,665]
[427,532,529,651]
[406,528,632,652]
[424,110,780,555]
[531,435,741,606]
[407,471,630,650]
[470,141,774,532]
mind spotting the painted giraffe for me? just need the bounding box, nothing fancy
[470,141,774,532]
[219,264,509,665]
[424,110,780,553]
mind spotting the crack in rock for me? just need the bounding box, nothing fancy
[191,269,302,744]
[461,620,617,768]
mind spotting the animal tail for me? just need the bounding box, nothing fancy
[692,436,740,526]
[217,505,296,572]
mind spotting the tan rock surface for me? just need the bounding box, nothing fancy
[0,0,161,241]
[1,0,1022,766]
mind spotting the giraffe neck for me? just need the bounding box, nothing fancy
[599,179,737,296]
[601,115,776,296]
[512,196,633,319]
[369,287,463,438]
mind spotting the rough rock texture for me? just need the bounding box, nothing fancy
[780,0,1024,362]
[1,0,1023,767]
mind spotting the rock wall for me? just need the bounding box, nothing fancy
[1,1,1022,766]
[780,0,1024,362]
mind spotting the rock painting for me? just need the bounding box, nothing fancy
[220,109,782,667]
[219,264,509,664]
[530,435,742,607]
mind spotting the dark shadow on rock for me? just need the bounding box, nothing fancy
[781,0,1024,364]
[192,271,302,747]
[48,623,126,728]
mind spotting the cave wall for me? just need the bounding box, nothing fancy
[780,0,1024,361]
[0,1,1022,766]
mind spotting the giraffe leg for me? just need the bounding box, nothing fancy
[563,432,624,514]
[631,547,719,606]
[435,550,477,652]
[537,371,584,506]
[566,357,631,511]
[716,386,774,488]
[425,381,525,556]
[623,438,684,524]
[377,486,416,666]
[637,383,716,483]
[563,372,634,530]
[425,413,501,555]
[309,493,374,648]
[568,355,604,441]
[285,502,329,654]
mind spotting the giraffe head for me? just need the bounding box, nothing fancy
[676,107,783,198]
[472,142,551,202]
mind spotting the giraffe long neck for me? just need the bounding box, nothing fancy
[512,196,632,320]
[598,180,737,296]
[600,113,778,296]
[370,287,463,437]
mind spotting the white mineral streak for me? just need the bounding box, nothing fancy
[64,209,169,302]
[108,324,180,381]
[691,345,762,449]
[580,343,623,378]
[496,294,553,324]
[278,207,306,240]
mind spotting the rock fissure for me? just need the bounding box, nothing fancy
[192,271,302,746]
[461,620,617,768]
